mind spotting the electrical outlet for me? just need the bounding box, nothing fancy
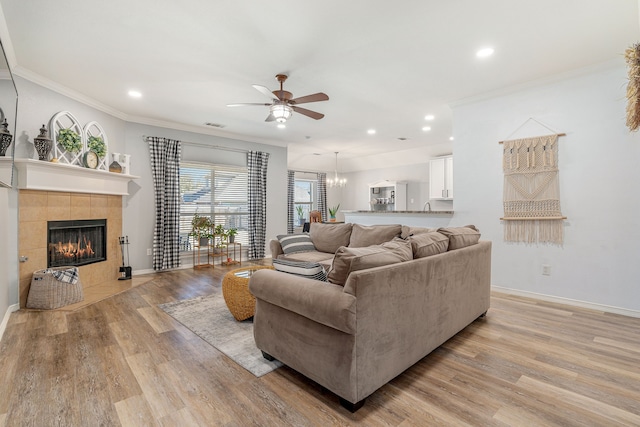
[542,264,551,276]
[410,198,414,204]
[147,248,152,256]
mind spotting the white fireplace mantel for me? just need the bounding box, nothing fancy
[14,158,139,195]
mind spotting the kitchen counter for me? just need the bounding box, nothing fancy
[342,210,454,215]
[342,210,455,228]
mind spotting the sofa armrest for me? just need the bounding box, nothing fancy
[269,239,284,259]
[249,269,356,334]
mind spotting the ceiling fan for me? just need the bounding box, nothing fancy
[227,74,329,123]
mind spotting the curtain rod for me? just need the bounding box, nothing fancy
[142,135,249,154]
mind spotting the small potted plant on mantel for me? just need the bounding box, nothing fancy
[329,204,340,222]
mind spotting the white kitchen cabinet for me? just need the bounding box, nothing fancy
[429,156,453,200]
[369,180,407,211]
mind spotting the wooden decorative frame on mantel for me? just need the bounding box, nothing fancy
[49,111,83,166]
[83,121,109,171]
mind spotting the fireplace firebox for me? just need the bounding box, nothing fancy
[47,219,107,268]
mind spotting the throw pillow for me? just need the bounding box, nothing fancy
[409,231,449,258]
[349,224,402,247]
[400,225,435,239]
[309,222,353,254]
[328,238,413,286]
[437,225,481,250]
[272,259,327,281]
[277,234,315,254]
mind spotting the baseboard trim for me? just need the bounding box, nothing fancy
[0,304,20,343]
[492,286,640,319]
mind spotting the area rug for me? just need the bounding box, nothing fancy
[158,294,282,377]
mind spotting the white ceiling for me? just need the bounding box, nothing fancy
[1,0,638,171]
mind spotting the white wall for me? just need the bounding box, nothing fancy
[451,62,640,313]
[123,123,287,270]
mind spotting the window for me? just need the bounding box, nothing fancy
[294,179,316,223]
[179,162,248,252]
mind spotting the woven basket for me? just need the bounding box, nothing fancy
[26,267,84,309]
[222,266,273,321]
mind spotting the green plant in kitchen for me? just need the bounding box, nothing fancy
[57,128,82,153]
[329,204,340,221]
[87,136,106,158]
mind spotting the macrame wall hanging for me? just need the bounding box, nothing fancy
[500,119,567,245]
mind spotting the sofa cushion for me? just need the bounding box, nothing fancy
[328,238,412,285]
[400,225,435,239]
[410,231,449,258]
[277,234,315,254]
[278,251,335,264]
[310,222,353,254]
[349,224,402,247]
[272,259,327,281]
[437,225,481,250]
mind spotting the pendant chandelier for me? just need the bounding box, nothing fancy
[327,151,347,188]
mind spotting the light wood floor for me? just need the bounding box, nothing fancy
[1,263,639,426]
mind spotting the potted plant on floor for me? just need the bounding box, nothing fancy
[329,204,340,222]
[295,205,305,226]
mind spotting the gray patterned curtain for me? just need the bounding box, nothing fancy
[148,136,181,270]
[317,172,327,222]
[248,151,270,259]
[287,170,295,234]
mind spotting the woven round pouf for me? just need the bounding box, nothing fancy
[222,265,274,321]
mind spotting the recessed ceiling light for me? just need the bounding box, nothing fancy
[476,47,494,58]
[422,126,431,132]
[424,115,435,121]
[367,129,376,135]
[128,90,142,98]
[449,136,454,141]
[277,124,286,129]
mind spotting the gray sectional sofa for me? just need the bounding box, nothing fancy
[249,222,491,411]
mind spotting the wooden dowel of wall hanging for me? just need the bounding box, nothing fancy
[498,133,566,144]
[500,216,567,221]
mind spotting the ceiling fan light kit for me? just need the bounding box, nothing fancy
[228,74,328,124]
[270,103,293,123]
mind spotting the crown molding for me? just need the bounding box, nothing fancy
[12,65,128,120]
[125,114,288,148]
[449,58,623,109]
[12,65,289,149]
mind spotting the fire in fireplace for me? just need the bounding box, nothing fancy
[48,219,107,268]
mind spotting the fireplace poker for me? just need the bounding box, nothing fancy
[118,235,132,280]
[125,235,131,267]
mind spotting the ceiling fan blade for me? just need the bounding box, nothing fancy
[265,113,276,122]
[227,103,271,107]
[292,106,324,120]
[290,92,329,105]
[252,84,280,101]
